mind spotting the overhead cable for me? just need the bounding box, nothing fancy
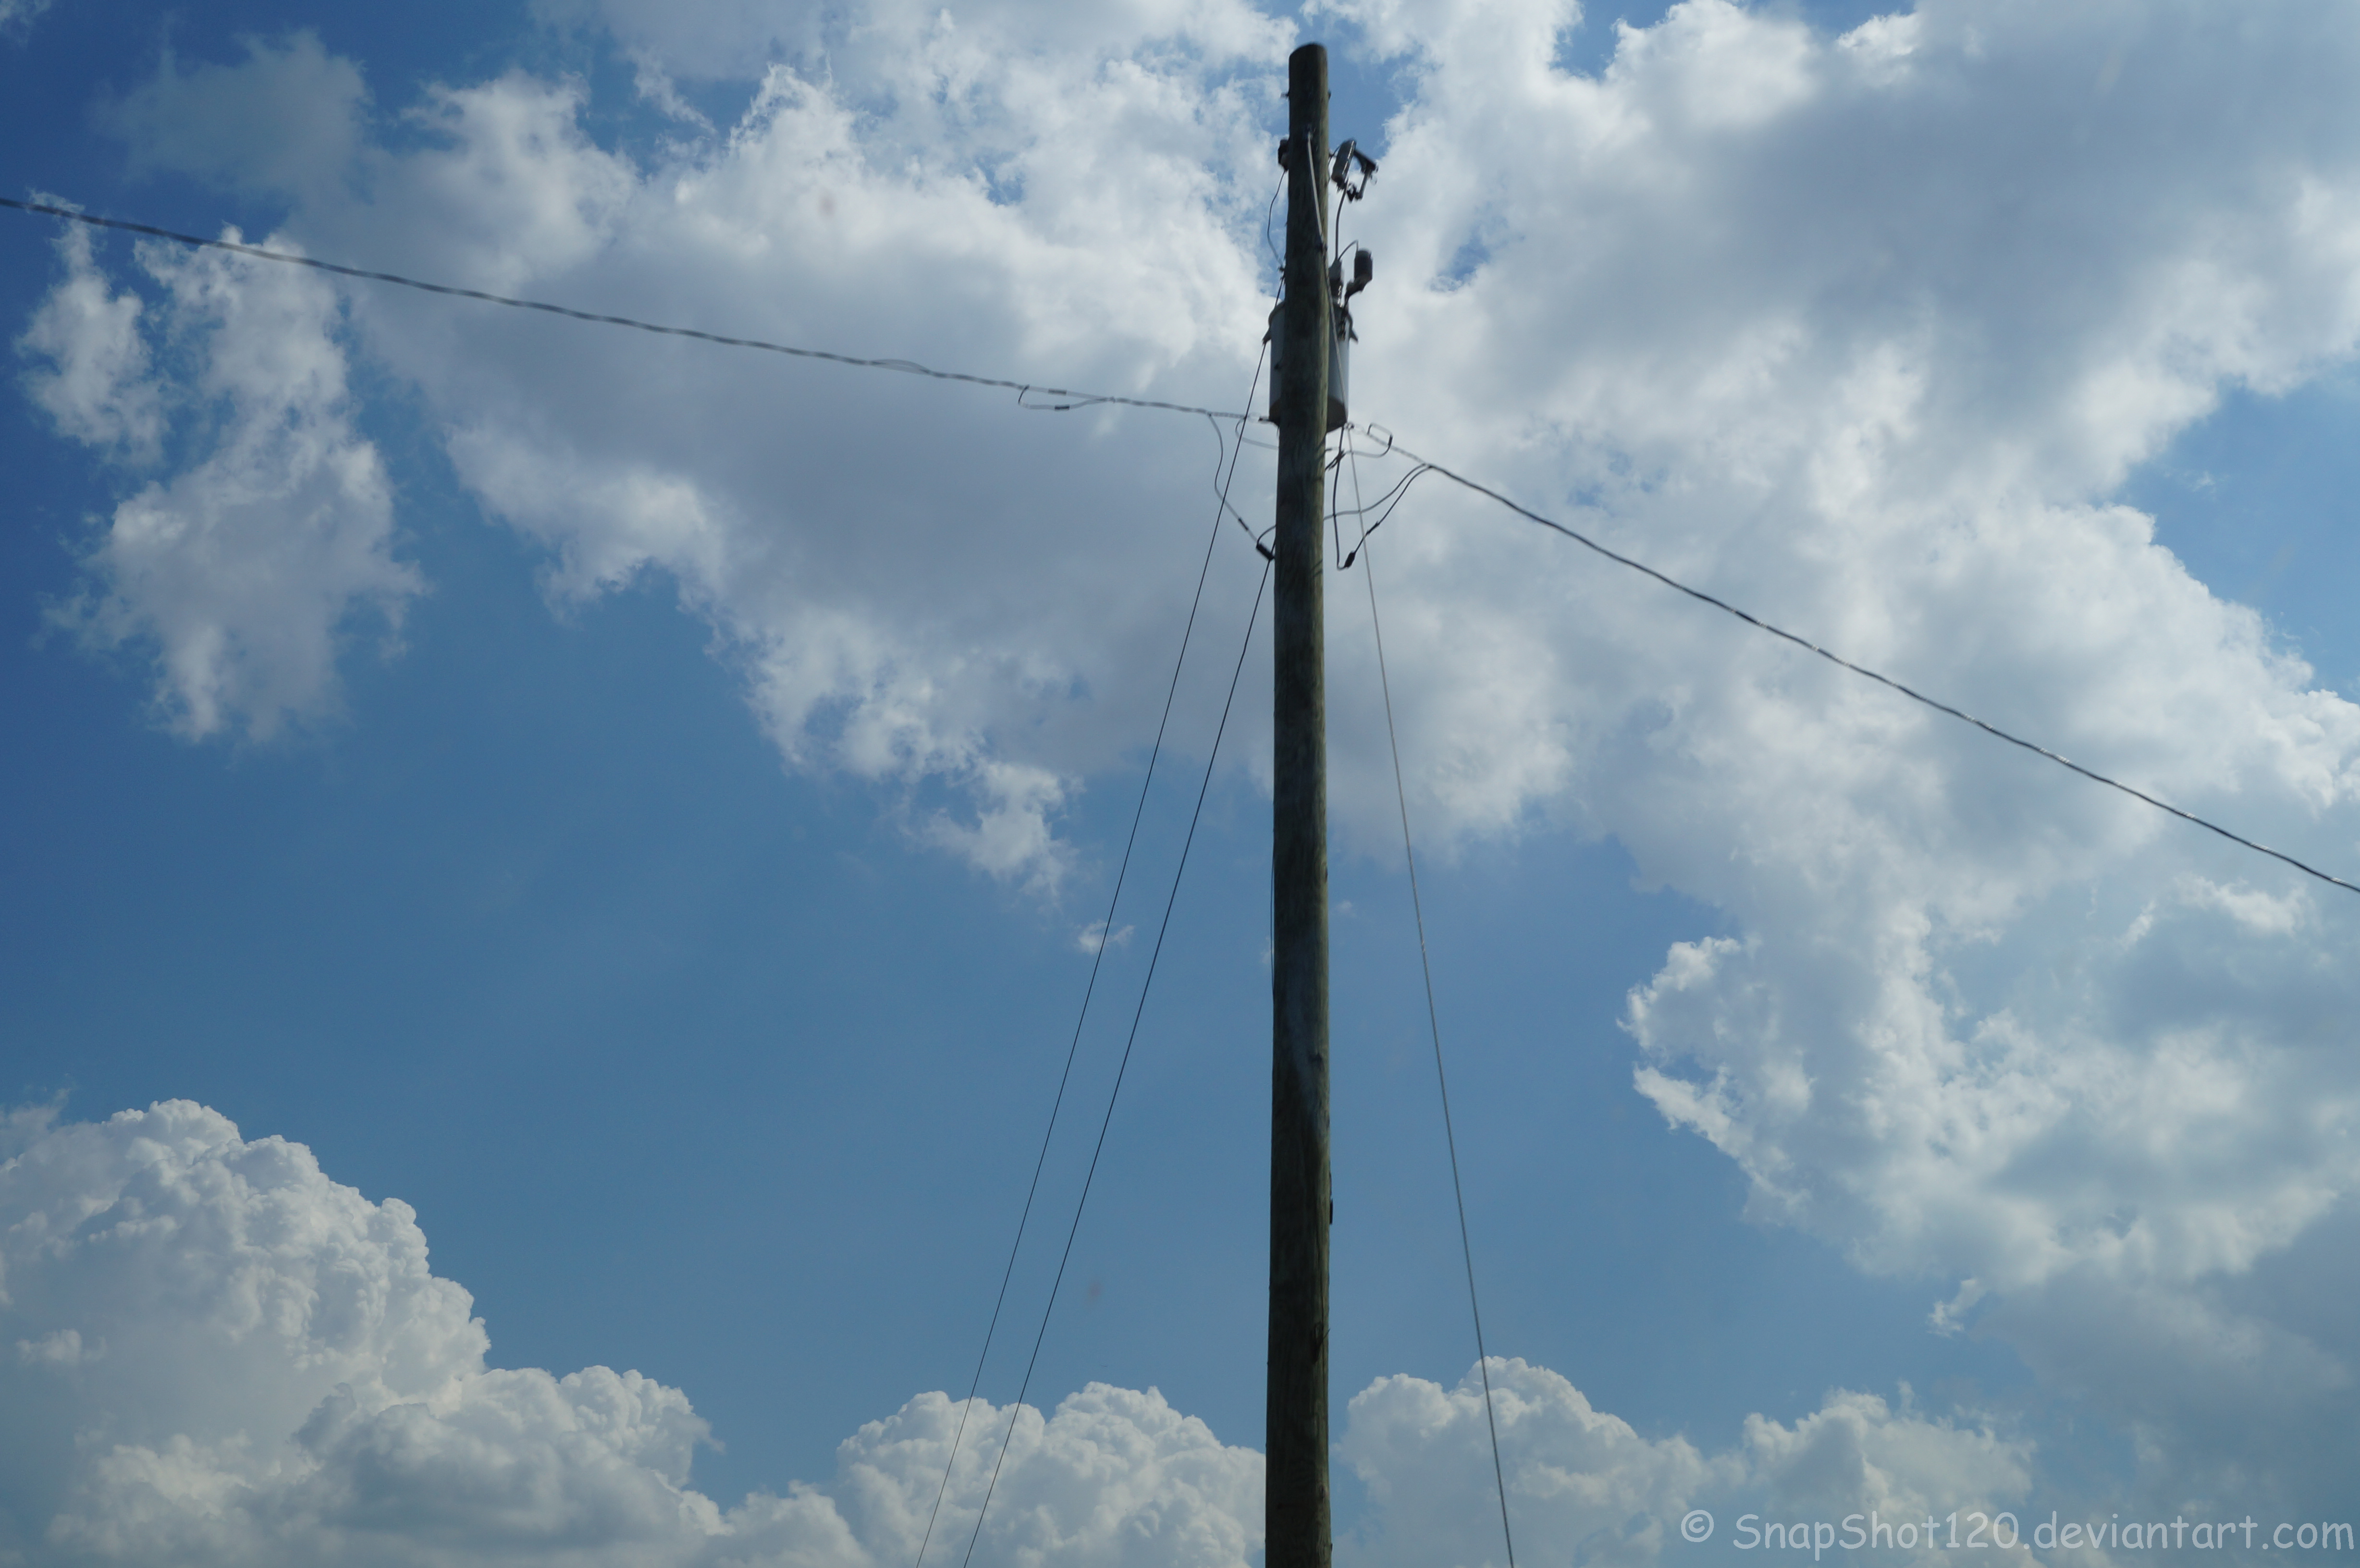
[1212,346,1274,552]
[18,197,2335,896]
[1388,441,2360,899]
[0,196,1252,423]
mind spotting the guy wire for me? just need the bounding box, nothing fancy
[1347,436,1520,1568]
[957,552,1273,1568]
[910,362,1270,1568]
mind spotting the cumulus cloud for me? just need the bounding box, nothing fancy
[0,0,50,40]
[1341,1362,2035,1568]
[251,27,1275,883]
[0,1100,1273,1567]
[0,1102,1230,1566]
[16,220,164,460]
[541,0,1291,90]
[1302,0,2360,1515]
[34,0,2360,1523]
[96,34,370,201]
[2,1101,2039,1568]
[21,222,419,739]
[1341,1360,1733,1568]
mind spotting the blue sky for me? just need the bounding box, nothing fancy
[5,1,2360,1564]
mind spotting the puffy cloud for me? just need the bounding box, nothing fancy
[0,0,51,40]
[1341,1360,1731,1568]
[1738,1389,2033,1551]
[2,1101,2038,1568]
[302,39,1278,885]
[1340,1361,2034,1568]
[1298,0,2360,1513]
[69,0,1288,872]
[0,1101,1268,1568]
[542,0,1291,91]
[832,1384,1263,1568]
[96,34,370,202]
[22,222,419,739]
[16,220,163,460]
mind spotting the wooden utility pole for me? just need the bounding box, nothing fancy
[1268,39,1333,1568]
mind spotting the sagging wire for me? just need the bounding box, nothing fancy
[1,196,1255,424]
[1339,464,1435,568]
[1306,425,1434,570]
[1263,168,1287,296]
[1329,442,1349,567]
[1255,432,1426,565]
[1210,342,1274,559]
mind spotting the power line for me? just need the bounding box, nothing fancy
[909,353,1267,1568]
[14,196,2341,897]
[0,196,1252,423]
[956,553,1272,1568]
[1388,441,2360,899]
[1347,439,1518,1568]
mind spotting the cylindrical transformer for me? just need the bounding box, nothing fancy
[1267,304,1352,432]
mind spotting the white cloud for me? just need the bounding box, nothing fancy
[38,0,2360,1520]
[541,0,1291,88]
[297,39,1280,886]
[1340,1360,2040,1568]
[0,1100,1272,1566]
[1301,0,2360,1514]
[15,1328,95,1367]
[97,34,370,201]
[1341,1359,1733,1568]
[16,220,163,461]
[0,0,51,39]
[2,1101,2044,1568]
[1739,1388,2033,1546]
[23,223,420,739]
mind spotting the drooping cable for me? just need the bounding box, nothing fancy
[24,196,2329,897]
[1336,460,1437,568]
[1214,348,1273,551]
[1388,441,2360,898]
[909,365,1271,1568]
[0,196,1251,423]
[1263,170,1287,294]
[955,555,1274,1568]
[1347,440,1519,1568]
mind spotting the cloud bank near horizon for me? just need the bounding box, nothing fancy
[0,1102,2030,1568]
